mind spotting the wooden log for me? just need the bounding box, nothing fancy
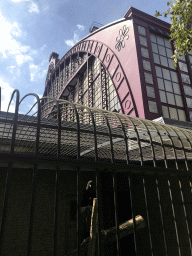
[87,198,98,256]
[66,215,146,256]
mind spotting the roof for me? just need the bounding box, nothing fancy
[1,90,192,171]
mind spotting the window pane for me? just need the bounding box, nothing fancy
[146,86,155,98]
[169,107,178,119]
[160,56,168,67]
[178,54,185,62]
[143,60,151,71]
[156,35,164,46]
[144,72,153,84]
[164,80,173,92]
[150,34,156,43]
[167,92,175,105]
[141,47,149,58]
[173,83,181,94]
[175,95,183,107]
[186,98,192,108]
[189,111,192,121]
[162,105,169,118]
[166,48,173,58]
[170,71,178,82]
[184,85,192,96]
[181,73,191,84]
[151,43,158,53]
[138,26,146,36]
[158,45,166,56]
[139,36,147,46]
[157,78,164,90]
[162,68,171,80]
[155,66,162,77]
[164,38,172,48]
[159,90,167,103]
[179,62,188,72]
[177,109,186,121]
[148,101,158,113]
[168,59,176,69]
[153,53,160,64]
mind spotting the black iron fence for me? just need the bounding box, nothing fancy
[0,90,192,255]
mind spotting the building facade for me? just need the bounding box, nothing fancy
[43,7,192,123]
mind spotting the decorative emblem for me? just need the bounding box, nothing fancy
[115,25,129,51]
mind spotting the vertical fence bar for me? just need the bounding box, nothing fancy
[0,90,19,254]
[104,111,121,256]
[53,167,59,256]
[27,164,37,256]
[0,162,13,254]
[53,100,61,256]
[178,176,192,255]
[142,174,154,256]
[128,172,138,256]
[167,175,182,256]
[155,173,168,255]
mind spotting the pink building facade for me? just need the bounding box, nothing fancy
[43,7,192,122]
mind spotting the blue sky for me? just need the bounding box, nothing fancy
[0,0,171,114]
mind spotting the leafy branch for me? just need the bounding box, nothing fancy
[155,0,192,66]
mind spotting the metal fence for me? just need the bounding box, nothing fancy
[0,90,192,255]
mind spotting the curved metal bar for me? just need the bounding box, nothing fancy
[159,124,179,170]
[19,93,41,155]
[124,116,144,166]
[7,90,20,154]
[112,113,129,164]
[133,117,157,167]
[41,96,62,158]
[144,120,168,168]
[167,125,189,171]
[57,99,80,158]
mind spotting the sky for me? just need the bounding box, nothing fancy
[0,0,171,114]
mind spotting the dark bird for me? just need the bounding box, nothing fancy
[81,180,96,207]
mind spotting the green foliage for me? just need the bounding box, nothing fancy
[155,0,192,66]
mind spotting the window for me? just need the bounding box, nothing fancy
[156,35,164,46]
[164,38,172,48]
[139,36,147,47]
[146,86,155,98]
[144,73,153,84]
[138,26,146,36]
[162,68,171,80]
[184,85,192,96]
[179,62,188,73]
[148,101,158,113]
[181,73,191,84]
[153,53,160,64]
[141,47,149,58]
[186,98,192,108]
[159,90,167,103]
[155,66,162,78]
[143,60,151,71]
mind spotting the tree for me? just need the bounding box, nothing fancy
[155,0,192,65]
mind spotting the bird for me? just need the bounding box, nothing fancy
[81,180,96,207]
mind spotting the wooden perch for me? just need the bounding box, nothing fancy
[66,213,146,256]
